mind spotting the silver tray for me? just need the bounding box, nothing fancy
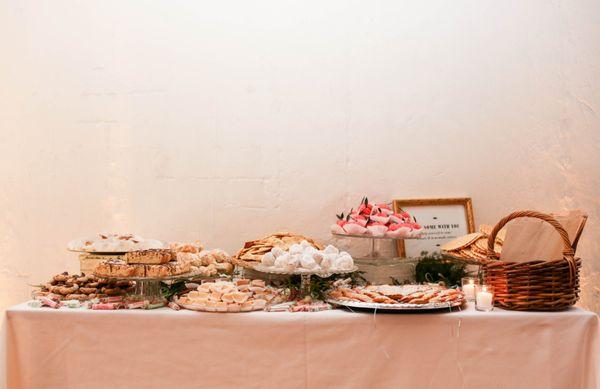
[331,232,422,240]
[327,298,464,312]
[252,264,359,277]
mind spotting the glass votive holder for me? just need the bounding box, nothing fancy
[461,277,478,302]
[475,284,494,312]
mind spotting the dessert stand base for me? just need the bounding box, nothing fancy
[130,280,166,308]
[354,257,419,285]
[332,233,421,284]
[243,266,358,298]
[93,269,209,309]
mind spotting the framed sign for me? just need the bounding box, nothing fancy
[393,198,475,258]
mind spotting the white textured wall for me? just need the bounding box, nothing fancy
[1,0,600,320]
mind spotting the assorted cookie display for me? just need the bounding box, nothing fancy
[328,284,464,306]
[176,279,285,312]
[170,242,234,276]
[234,232,323,266]
[33,272,133,301]
[259,241,354,273]
[441,225,506,264]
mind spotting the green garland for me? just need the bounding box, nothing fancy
[280,271,367,300]
[413,252,470,287]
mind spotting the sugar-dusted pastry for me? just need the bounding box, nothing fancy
[68,233,164,253]
[260,241,354,273]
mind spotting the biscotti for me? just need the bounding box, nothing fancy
[94,259,191,278]
[125,249,175,264]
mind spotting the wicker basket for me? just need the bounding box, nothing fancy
[482,210,581,311]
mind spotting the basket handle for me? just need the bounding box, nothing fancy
[487,210,577,285]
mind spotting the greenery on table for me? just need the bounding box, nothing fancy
[281,271,367,301]
[161,281,187,300]
[412,251,470,287]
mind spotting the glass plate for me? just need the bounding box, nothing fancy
[252,264,359,277]
[331,232,422,240]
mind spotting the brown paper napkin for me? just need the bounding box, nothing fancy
[499,210,587,262]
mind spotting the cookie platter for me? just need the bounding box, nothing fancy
[172,279,286,313]
[326,284,466,312]
[327,299,464,312]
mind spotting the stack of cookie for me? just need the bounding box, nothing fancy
[441,226,506,264]
[94,249,192,278]
[234,232,323,267]
[34,272,133,301]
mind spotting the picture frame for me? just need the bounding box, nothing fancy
[393,198,475,258]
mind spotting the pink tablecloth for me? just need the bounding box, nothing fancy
[5,303,599,389]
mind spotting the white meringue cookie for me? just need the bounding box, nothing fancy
[323,245,339,254]
[261,252,276,266]
[285,255,300,271]
[300,254,318,269]
[289,244,303,255]
[302,246,318,255]
[300,240,311,249]
[312,251,325,265]
[271,247,285,258]
[274,254,289,269]
[334,255,354,270]
[320,254,337,270]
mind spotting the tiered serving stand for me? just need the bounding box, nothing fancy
[92,269,213,308]
[72,247,231,308]
[331,232,422,284]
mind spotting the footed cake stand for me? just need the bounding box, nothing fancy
[251,265,359,296]
[331,232,422,284]
[93,269,216,309]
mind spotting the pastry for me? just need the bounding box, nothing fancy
[125,249,175,264]
[68,233,164,253]
[331,197,423,238]
[258,241,354,273]
[234,232,323,265]
[176,279,285,313]
[329,284,464,306]
[34,272,133,301]
[94,258,191,278]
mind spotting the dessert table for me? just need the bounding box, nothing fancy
[5,303,599,389]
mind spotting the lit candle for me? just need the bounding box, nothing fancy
[462,279,476,301]
[475,285,494,312]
